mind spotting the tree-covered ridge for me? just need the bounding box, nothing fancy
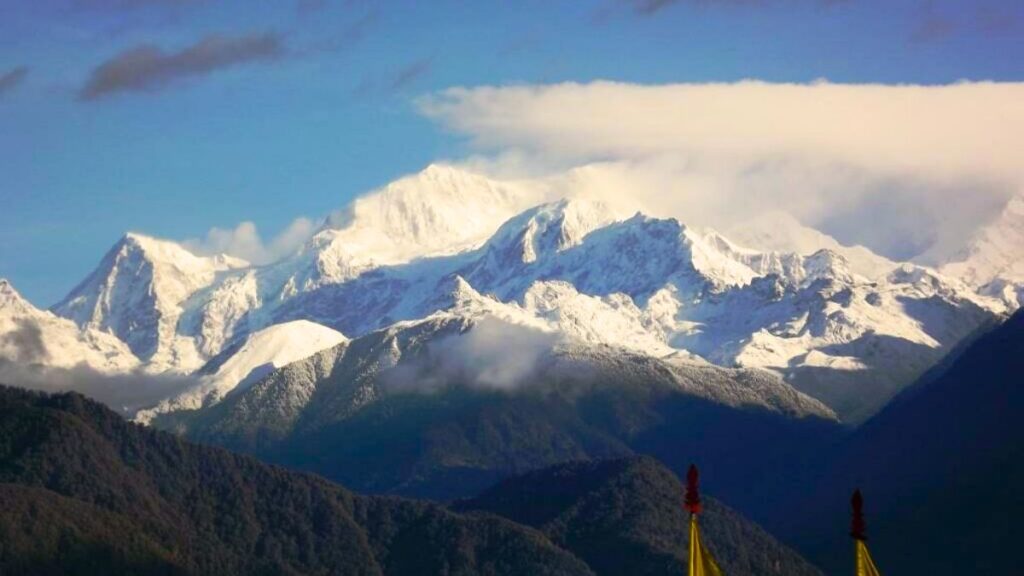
[0,385,590,576]
[456,457,822,576]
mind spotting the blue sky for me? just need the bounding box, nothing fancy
[1,0,1022,305]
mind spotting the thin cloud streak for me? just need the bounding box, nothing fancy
[80,31,284,100]
[390,58,432,91]
[0,66,29,97]
[72,0,205,10]
[621,0,848,17]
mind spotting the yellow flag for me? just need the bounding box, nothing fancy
[689,514,724,576]
[855,540,881,576]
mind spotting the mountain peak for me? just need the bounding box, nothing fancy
[485,197,626,264]
[300,165,547,286]
[0,278,31,313]
[52,232,250,367]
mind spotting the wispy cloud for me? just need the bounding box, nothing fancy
[910,1,956,43]
[354,57,433,98]
[318,9,378,53]
[79,31,284,100]
[73,0,205,10]
[182,217,317,265]
[0,66,29,98]
[390,58,432,91]
[296,0,328,15]
[619,0,847,17]
[909,2,1022,43]
[382,317,560,393]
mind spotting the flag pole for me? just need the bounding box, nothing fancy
[686,464,722,576]
[851,489,882,576]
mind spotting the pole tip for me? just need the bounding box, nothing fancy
[685,464,702,514]
[850,489,867,541]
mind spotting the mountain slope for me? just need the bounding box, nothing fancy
[137,320,346,421]
[777,309,1024,575]
[456,457,822,576]
[154,311,840,504]
[0,384,594,576]
[940,192,1024,307]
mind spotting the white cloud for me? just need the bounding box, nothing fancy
[184,217,316,264]
[382,317,560,393]
[419,80,1024,261]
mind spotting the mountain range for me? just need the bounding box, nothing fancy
[3,164,1020,426]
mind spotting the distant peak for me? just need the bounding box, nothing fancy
[0,278,33,312]
[117,231,179,254]
[0,278,19,299]
[120,231,154,247]
[419,162,470,177]
[436,274,487,307]
[114,232,246,269]
[487,197,626,263]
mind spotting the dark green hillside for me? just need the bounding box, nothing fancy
[0,385,590,576]
[456,457,822,576]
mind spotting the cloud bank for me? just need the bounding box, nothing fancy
[0,319,196,415]
[80,31,284,100]
[420,80,1024,261]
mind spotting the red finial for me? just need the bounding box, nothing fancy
[685,464,702,514]
[850,489,867,541]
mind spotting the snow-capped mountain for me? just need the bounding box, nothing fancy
[940,192,1024,307]
[52,233,248,372]
[137,319,347,422]
[0,278,139,373]
[1,163,1013,424]
[176,164,547,359]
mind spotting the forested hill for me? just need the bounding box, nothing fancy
[456,457,822,576]
[0,384,824,575]
[0,385,589,576]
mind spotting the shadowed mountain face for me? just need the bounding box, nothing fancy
[770,310,1024,575]
[0,385,825,576]
[455,457,823,576]
[0,385,591,576]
